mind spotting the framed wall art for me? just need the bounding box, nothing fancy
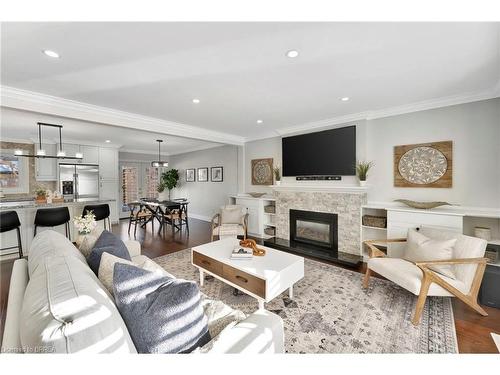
[251,158,273,185]
[211,166,223,182]
[197,167,208,182]
[394,141,452,188]
[185,168,195,182]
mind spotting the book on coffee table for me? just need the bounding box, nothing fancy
[231,246,253,259]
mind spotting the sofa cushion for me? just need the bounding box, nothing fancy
[28,230,87,277]
[113,263,210,353]
[20,255,137,353]
[368,257,467,296]
[220,206,243,224]
[87,230,131,274]
[404,229,457,279]
[78,227,104,258]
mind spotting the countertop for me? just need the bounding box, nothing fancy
[0,198,115,210]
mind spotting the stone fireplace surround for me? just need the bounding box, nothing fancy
[272,185,368,257]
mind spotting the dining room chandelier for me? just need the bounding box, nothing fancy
[151,139,169,168]
[14,122,83,160]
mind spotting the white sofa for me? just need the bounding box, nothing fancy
[1,230,284,354]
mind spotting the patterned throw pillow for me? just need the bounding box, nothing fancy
[404,229,457,279]
[78,227,104,258]
[87,230,131,274]
[113,263,211,353]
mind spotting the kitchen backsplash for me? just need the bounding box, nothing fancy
[0,141,57,199]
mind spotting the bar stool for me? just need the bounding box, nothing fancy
[82,204,111,231]
[34,207,71,240]
[0,211,23,258]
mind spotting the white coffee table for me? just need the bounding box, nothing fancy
[192,238,304,310]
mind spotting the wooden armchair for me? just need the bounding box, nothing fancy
[363,228,489,325]
[211,205,249,241]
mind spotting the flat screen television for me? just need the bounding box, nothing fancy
[282,125,356,176]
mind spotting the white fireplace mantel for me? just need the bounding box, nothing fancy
[271,184,368,194]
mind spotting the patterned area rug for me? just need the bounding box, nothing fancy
[154,249,458,353]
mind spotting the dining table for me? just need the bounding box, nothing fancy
[138,198,188,233]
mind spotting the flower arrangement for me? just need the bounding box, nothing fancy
[74,211,97,235]
[34,185,47,198]
[273,166,281,182]
[356,161,373,181]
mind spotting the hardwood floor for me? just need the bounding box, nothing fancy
[1,217,499,353]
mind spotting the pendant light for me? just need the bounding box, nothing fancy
[151,139,169,168]
[16,122,83,160]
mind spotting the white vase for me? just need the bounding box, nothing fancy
[275,180,281,186]
[359,180,367,187]
[158,190,169,201]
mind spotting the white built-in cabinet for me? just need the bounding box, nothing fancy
[80,145,99,164]
[229,195,276,238]
[35,143,57,181]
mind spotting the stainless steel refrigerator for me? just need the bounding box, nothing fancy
[59,163,99,199]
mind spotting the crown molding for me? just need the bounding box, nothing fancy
[247,85,500,140]
[120,142,223,157]
[0,86,245,146]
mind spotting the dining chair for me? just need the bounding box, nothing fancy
[127,202,153,237]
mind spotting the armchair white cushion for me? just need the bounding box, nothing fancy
[364,227,488,325]
[211,205,248,241]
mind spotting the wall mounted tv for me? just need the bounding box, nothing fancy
[282,125,356,176]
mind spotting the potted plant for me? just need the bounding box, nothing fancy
[34,185,47,203]
[356,161,373,187]
[158,169,180,200]
[273,166,281,186]
[73,210,97,247]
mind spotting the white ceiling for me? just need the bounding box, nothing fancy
[0,107,221,155]
[1,22,499,142]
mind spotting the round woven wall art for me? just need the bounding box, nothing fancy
[398,146,448,184]
[252,158,273,185]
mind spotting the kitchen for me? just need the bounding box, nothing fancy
[0,128,120,259]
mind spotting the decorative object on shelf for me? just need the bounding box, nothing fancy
[211,166,223,182]
[394,199,453,209]
[273,165,281,186]
[157,169,179,200]
[34,185,47,203]
[362,215,387,228]
[74,210,97,248]
[151,139,169,168]
[474,227,492,241]
[251,158,273,185]
[15,122,83,160]
[484,248,498,264]
[185,168,195,182]
[264,205,276,214]
[197,167,208,182]
[239,239,266,256]
[248,192,266,198]
[356,160,373,187]
[394,141,452,188]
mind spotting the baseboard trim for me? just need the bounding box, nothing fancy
[188,213,212,222]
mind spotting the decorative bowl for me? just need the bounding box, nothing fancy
[394,199,452,209]
[248,192,266,198]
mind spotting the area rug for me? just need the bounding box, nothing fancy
[154,249,458,353]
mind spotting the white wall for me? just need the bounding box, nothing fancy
[242,98,500,208]
[169,144,239,220]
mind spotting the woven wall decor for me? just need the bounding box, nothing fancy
[394,141,452,188]
[251,158,273,185]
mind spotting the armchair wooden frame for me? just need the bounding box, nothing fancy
[363,238,489,325]
[210,212,249,242]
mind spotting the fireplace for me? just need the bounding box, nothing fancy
[290,209,338,255]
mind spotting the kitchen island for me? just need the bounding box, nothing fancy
[0,198,117,259]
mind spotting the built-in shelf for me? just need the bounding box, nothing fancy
[264,212,276,216]
[487,239,500,246]
[264,223,276,227]
[362,225,387,231]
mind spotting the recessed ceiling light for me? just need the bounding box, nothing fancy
[340,97,350,102]
[105,140,111,143]
[42,49,60,58]
[286,50,299,58]
[192,98,200,104]
[256,119,263,124]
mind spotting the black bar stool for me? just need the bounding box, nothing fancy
[82,204,111,231]
[0,211,23,258]
[34,207,71,240]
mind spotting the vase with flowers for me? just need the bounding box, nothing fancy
[356,161,373,187]
[74,210,97,247]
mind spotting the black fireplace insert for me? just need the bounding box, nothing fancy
[289,209,338,254]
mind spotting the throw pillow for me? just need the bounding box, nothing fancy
[113,263,211,353]
[220,206,242,224]
[87,230,131,274]
[98,253,173,296]
[404,229,457,279]
[78,227,104,258]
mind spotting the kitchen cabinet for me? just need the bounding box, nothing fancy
[81,145,99,164]
[35,143,57,181]
[98,147,118,180]
[61,143,81,162]
[99,180,119,223]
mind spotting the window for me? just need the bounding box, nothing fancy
[0,150,29,194]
